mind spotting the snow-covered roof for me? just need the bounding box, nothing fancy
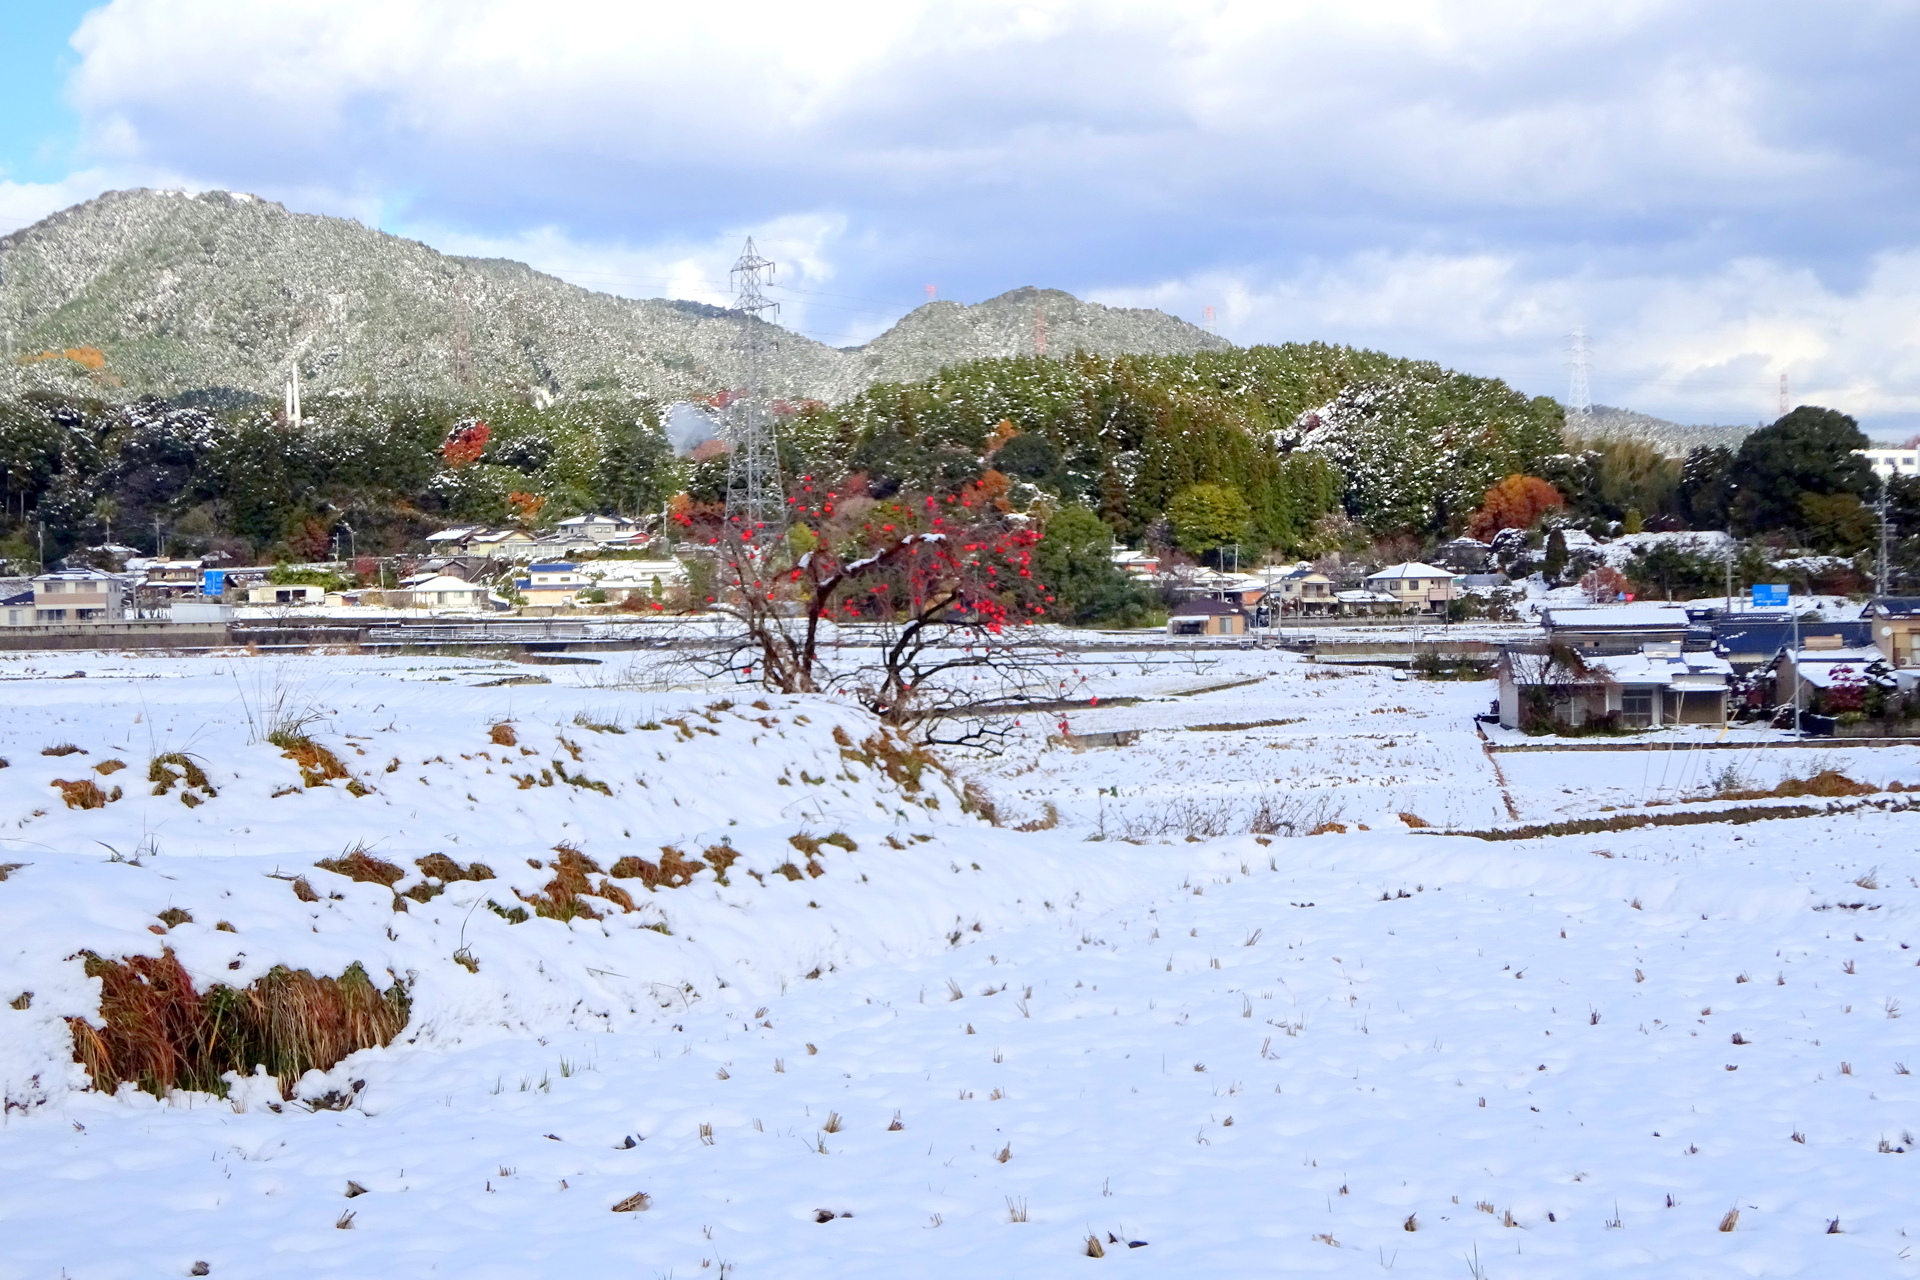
[1365,562,1453,581]
[424,527,478,542]
[1543,604,1691,631]
[1170,598,1244,616]
[1588,646,1731,688]
[403,575,486,593]
[1336,589,1399,603]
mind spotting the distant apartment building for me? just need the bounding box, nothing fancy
[1858,448,1920,481]
[31,570,128,623]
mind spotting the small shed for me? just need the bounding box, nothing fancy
[246,582,327,606]
[1167,598,1248,637]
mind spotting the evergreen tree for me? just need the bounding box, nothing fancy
[1543,527,1569,583]
[1034,505,1152,626]
[1727,406,1871,535]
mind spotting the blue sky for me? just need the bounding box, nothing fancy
[3,1,1919,435]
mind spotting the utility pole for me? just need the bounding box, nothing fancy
[1877,473,1892,597]
[1778,373,1790,418]
[1791,583,1803,739]
[722,238,785,536]
[154,517,163,559]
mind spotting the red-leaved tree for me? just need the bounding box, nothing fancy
[441,421,490,468]
[679,473,1055,744]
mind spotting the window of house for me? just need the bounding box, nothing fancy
[1621,691,1654,727]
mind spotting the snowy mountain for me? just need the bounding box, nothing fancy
[0,190,1227,405]
[1569,404,1754,455]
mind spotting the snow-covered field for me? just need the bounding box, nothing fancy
[2,648,1917,1277]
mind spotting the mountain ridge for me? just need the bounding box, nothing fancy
[0,189,1230,405]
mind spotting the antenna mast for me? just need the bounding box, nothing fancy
[723,237,785,535]
[1565,328,1593,419]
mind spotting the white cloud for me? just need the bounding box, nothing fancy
[1097,250,1920,432]
[411,211,882,347]
[16,0,1919,428]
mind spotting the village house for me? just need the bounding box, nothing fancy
[2,585,34,626]
[1496,641,1731,731]
[554,513,645,542]
[1111,548,1160,579]
[31,569,127,623]
[1866,597,1920,667]
[1265,565,1336,616]
[1335,588,1401,616]
[517,562,594,608]
[1363,562,1458,614]
[1541,604,1695,654]
[383,574,492,612]
[1772,645,1890,713]
[1713,617,1870,674]
[1437,537,1493,573]
[586,558,690,604]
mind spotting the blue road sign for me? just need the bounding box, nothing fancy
[202,569,226,597]
[1751,583,1789,608]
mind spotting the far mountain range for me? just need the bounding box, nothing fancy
[0,189,1227,406]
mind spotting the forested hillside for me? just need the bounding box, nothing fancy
[0,342,1559,568]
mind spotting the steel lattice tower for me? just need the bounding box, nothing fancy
[1565,328,1593,417]
[723,237,785,534]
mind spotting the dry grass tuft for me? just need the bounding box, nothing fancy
[289,876,320,903]
[269,731,353,788]
[1716,769,1876,802]
[67,948,408,1099]
[155,907,192,930]
[1402,1214,1418,1232]
[701,844,739,886]
[611,1192,652,1212]
[523,844,607,920]
[52,778,115,809]
[94,759,126,776]
[10,991,31,1010]
[412,853,495,888]
[822,1110,844,1133]
[609,846,704,891]
[1718,1208,1739,1232]
[1014,802,1061,833]
[1085,1234,1106,1257]
[489,722,518,747]
[1398,812,1431,828]
[961,779,1001,825]
[42,743,85,757]
[315,845,406,887]
[1308,821,1347,836]
[1005,1195,1027,1222]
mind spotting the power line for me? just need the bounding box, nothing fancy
[1565,327,1593,417]
[723,238,785,536]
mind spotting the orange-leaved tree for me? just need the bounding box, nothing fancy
[1468,475,1563,541]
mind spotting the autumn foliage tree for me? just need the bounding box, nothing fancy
[440,420,491,468]
[1468,474,1563,541]
[684,471,1054,739]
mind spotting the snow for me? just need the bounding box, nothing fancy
[1,647,1917,1277]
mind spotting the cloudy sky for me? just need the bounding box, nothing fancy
[3,0,1918,434]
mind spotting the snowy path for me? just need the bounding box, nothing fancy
[7,811,1917,1278]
